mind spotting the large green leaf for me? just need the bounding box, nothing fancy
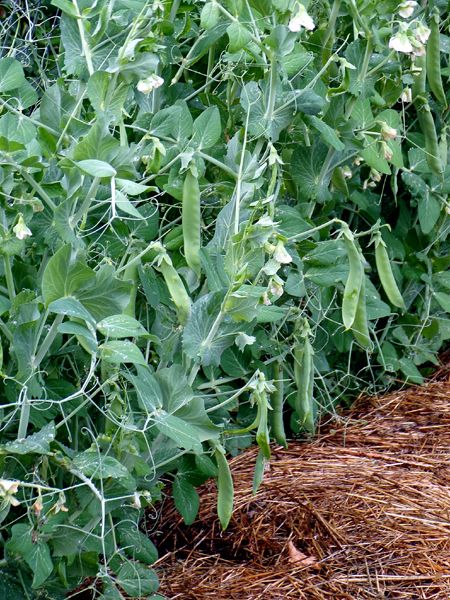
[173,476,200,525]
[116,561,159,597]
[42,246,130,321]
[100,340,147,365]
[182,293,241,366]
[97,315,149,339]
[1,423,55,455]
[191,106,222,149]
[116,524,158,564]
[73,451,130,479]
[0,58,26,92]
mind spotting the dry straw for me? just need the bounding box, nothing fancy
[152,377,450,599]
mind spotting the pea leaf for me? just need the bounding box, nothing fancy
[100,340,147,365]
[191,106,221,149]
[116,561,159,597]
[0,58,26,92]
[173,476,200,525]
[1,423,55,455]
[227,22,252,53]
[117,524,158,564]
[76,159,117,177]
[73,451,130,479]
[97,314,149,338]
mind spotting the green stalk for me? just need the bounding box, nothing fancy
[21,171,56,211]
[17,388,30,440]
[3,255,15,300]
[71,177,101,226]
[33,314,64,368]
[72,0,94,75]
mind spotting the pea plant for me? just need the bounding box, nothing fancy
[0,0,448,597]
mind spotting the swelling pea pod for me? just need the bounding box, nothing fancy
[414,96,444,175]
[182,168,201,277]
[154,249,191,325]
[427,8,447,108]
[351,277,372,351]
[342,226,364,330]
[411,54,426,98]
[374,234,406,310]
[293,319,315,435]
[269,361,287,448]
[122,261,139,318]
[214,446,234,530]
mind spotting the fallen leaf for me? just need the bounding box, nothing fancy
[287,541,318,568]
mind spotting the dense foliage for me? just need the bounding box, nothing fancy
[0,0,448,597]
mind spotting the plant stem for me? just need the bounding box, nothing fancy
[72,0,94,75]
[17,386,30,440]
[3,255,15,300]
[21,171,56,211]
[197,151,237,179]
[71,177,100,226]
[33,314,64,368]
[0,318,12,341]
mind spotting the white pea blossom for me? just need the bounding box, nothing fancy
[273,241,292,264]
[0,479,20,507]
[414,22,430,44]
[137,74,164,94]
[342,166,352,179]
[380,122,397,140]
[398,1,417,18]
[289,3,315,32]
[401,87,412,102]
[13,215,32,240]
[389,32,413,53]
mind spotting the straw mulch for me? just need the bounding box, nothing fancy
[150,379,450,599]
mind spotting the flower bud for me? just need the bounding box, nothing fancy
[13,215,32,240]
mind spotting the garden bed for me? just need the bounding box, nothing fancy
[153,378,450,599]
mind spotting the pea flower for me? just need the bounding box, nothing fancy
[401,87,412,102]
[273,241,292,264]
[13,215,32,240]
[398,1,417,18]
[288,3,315,32]
[389,32,413,53]
[414,22,430,44]
[0,479,20,507]
[342,166,352,179]
[137,74,164,94]
[380,122,397,140]
[381,141,393,161]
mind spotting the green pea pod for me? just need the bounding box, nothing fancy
[269,361,287,448]
[415,96,443,175]
[427,9,447,108]
[155,253,191,325]
[252,448,266,495]
[293,321,315,435]
[351,277,373,351]
[438,126,447,165]
[164,224,184,251]
[374,234,406,310]
[331,166,349,197]
[182,169,201,277]
[215,447,234,530]
[411,54,426,99]
[255,393,271,459]
[122,261,139,318]
[342,227,364,330]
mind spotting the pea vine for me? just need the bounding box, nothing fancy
[0,0,448,598]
